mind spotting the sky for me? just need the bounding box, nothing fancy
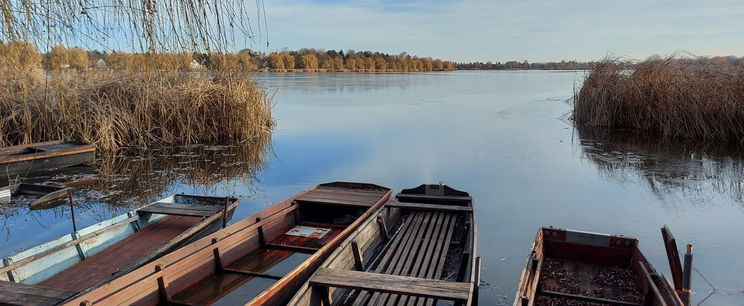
[243,0,744,62]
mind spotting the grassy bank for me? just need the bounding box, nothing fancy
[0,42,273,151]
[573,57,744,142]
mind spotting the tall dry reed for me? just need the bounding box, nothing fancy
[573,57,744,142]
[0,43,273,151]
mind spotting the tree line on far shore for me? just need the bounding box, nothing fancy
[29,45,458,72]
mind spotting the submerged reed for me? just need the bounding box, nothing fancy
[573,57,744,143]
[0,42,273,151]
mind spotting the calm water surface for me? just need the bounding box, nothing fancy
[2,71,743,305]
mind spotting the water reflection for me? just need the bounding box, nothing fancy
[577,126,744,207]
[0,138,270,256]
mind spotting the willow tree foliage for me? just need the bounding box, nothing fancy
[0,0,267,52]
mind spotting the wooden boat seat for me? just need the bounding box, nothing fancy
[137,202,224,217]
[0,281,75,306]
[349,210,461,305]
[39,215,202,292]
[295,187,390,208]
[309,268,471,302]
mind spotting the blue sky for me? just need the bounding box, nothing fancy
[244,0,744,62]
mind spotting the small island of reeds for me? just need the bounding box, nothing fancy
[0,42,273,151]
[573,56,744,143]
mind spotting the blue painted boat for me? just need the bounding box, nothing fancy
[0,194,239,295]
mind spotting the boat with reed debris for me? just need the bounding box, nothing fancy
[288,183,480,306]
[61,182,392,306]
[0,194,239,305]
[0,183,71,210]
[514,227,686,306]
[0,141,96,179]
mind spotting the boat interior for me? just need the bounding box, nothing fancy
[516,227,682,306]
[0,194,237,293]
[62,182,391,306]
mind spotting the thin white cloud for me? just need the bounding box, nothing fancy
[251,0,744,62]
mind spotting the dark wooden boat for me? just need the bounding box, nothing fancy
[514,227,684,306]
[288,184,480,306]
[0,183,71,210]
[0,194,239,305]
[61,182,392,306]
[0,140,95,179]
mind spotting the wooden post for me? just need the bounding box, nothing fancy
[351,241,365,271]
[68,191,77,232]
[661,226,683,292]
[681,244,693,306]
[222,198,228,228]
[376,216,388,242]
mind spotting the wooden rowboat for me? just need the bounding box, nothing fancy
[514,227,684,306]
[0,183,71,210]
[288,183,480,306]
[61,182,392,306]
[0,140,96,179]
[0,194,239,305]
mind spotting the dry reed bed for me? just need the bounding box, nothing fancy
[0,68,273,151]
[573,58,744,142]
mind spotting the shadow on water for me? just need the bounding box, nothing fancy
[576,126,744,208]
[0,138,271,256]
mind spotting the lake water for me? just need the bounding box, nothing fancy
[2,71,743,305]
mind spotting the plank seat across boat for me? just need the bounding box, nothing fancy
[0,140,96,179]
[514,227,685,306]
[288,183,480,306]
[0,194,239,304]
[61,182,392,306]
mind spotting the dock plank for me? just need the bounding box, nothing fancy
[310,268,471,301]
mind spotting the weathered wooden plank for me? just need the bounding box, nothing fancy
[137,203,221,217]
[395,194,472,203]
[386,201,473,212]
[310,268,471,301]
[368,211,429,305]
[0,281,75,306]
[421,213,457,306]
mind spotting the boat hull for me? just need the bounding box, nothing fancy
[0,141,95,178]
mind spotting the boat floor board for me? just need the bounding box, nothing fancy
[353,211,458,305]
[39,215,202,292]
[173,227,343,304]
[137,202,224,217]
[0,281,75,306]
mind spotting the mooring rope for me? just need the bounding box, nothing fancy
[694,266,718,306]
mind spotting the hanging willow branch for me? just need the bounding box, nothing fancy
[0,0,264,52]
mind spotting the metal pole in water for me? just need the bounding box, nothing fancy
[68,191,77,232]
[682,244,693,305]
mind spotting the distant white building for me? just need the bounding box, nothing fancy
[190,59,204,70]
[96,58,107,68]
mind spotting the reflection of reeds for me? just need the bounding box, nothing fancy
[577,126,744,205]
[573,56,744,142]
[71,139,270,208]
